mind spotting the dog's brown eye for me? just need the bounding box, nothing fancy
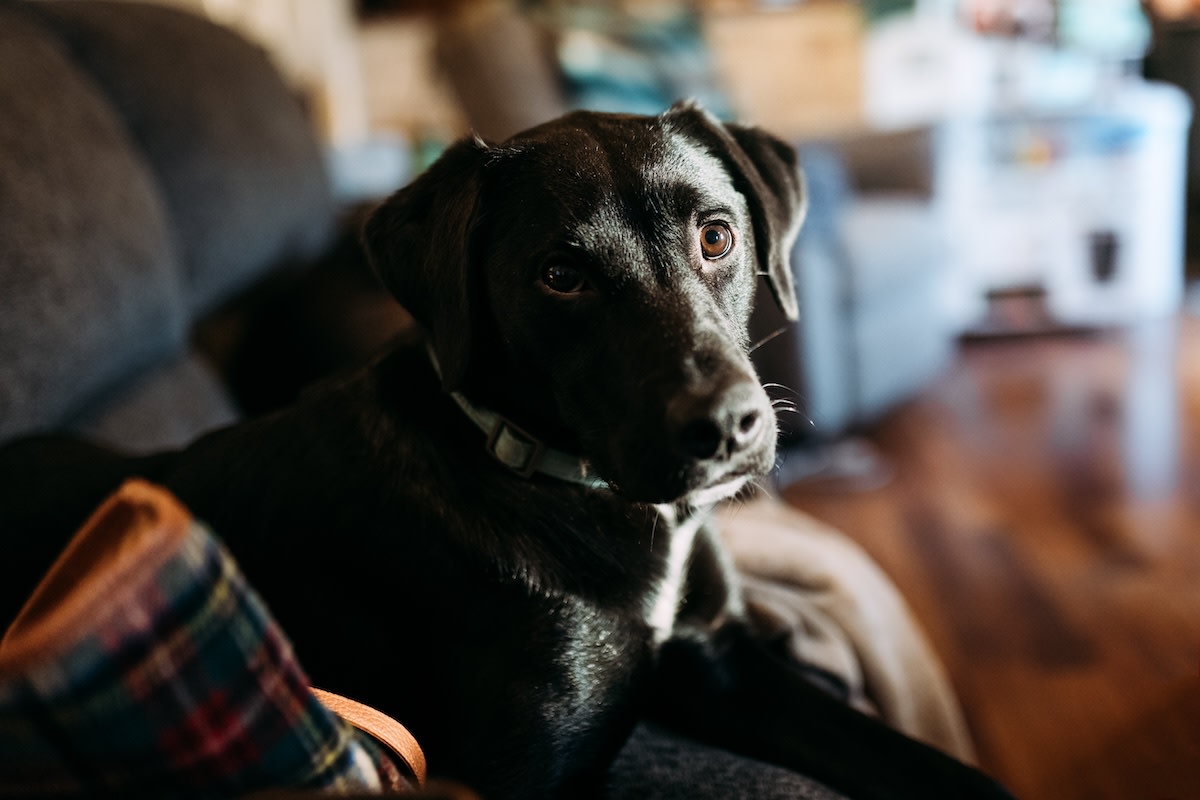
[542,264,587,294]
[699,222,732,259]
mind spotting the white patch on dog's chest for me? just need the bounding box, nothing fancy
[646,504,708,644]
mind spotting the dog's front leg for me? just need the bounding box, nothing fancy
[650,524,1014,800]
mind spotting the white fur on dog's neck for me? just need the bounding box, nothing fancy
[647,504,708,644]
[646,477,751,643]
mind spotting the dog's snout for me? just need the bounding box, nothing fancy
[672,380,770,463]
[679,418,724,460]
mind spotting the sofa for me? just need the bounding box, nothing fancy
[0,2,972,797]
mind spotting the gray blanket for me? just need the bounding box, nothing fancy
[717,494,976,763]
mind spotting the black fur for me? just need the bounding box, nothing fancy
[0,104,1011,799]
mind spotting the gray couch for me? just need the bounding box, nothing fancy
[0,0,334,451]
[0,2,850,797]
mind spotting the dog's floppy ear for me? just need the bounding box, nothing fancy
[666,103,806,321]
[362,138,490,390]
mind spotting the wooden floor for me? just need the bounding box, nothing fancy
[780,312,1200,800]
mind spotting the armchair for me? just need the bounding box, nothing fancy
[751,127,956,441]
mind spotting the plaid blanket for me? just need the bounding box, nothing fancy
[0,480,412,797]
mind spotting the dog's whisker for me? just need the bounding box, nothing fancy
[762,382,802,409]
[749,326,788,354]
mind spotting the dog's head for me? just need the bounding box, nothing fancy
[363,103,805,504]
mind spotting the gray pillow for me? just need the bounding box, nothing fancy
[0,7,186,441]
[36,1,336,315]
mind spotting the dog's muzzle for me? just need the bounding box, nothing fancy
[670,378,771,465]
[626,370,778,503]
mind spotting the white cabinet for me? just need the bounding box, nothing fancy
[938,80,1192,331]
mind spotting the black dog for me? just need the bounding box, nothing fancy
[0,104,1012,799]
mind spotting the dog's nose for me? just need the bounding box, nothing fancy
[674,381,768,462]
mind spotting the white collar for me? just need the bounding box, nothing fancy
[427,346,609,489]
[448,390,610,490]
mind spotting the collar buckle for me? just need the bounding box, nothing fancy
[485,415,546,479]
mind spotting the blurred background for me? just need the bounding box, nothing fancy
[7,1,1200,798]
[150,0,1200,426]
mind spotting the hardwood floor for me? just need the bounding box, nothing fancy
[779,312,1200,800]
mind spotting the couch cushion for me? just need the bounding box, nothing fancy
[70,352,240,455]
[34,0,336,316]
[609,724,845,799]
[0,6,186,442]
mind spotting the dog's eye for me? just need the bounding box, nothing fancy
[699,222,733,260]
[541,264,588,294]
